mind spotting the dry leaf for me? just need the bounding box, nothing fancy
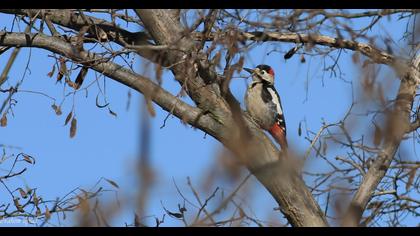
[26,188,32,194]
[238,207,245,218]
[13,198,24,212]
[300,54,306,63]
[65,78,77,89]
[51,104,62,116]
[45,206,51,220]
[51,104,57,112]
[167,211,183,219]
[64,111,73,126]
[0,114,7,127]
[57,58,67,82]
[19,188,28,199]
[56,106,62,115]
[56,71,64,82]
[104,178,119,189]
[36,207,41,217]
[22,154,33,164]
[47,64,56,78]
[373,124,383,146]
[78,196,90,213]
[33,192,39,206]
[70,117,77,138]
[284,46,299,59]
[74,66,88,90]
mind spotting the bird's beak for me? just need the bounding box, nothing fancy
[243,68,254,74]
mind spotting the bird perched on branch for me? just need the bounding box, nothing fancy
[244,65,288,152]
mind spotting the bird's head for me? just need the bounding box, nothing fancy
[243,64,275,85]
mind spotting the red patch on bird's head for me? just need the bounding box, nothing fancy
[268,68,275,77]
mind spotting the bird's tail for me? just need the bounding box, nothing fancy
[269,123,288,154]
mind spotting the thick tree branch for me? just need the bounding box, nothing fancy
[0,9,172,65]
[342,55,420,226]
[198,31,397,66]
[0,31,222,138]
[0,9,144,43]
[135,9,232,130]
[136,9,328,227]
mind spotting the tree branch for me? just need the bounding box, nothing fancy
[342,55,420,226]
[0,9,172,66]
[198,31,398,66]
[135,9,328,227]
[0,31,222,138]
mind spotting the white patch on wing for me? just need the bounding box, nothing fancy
[267,87,283,115]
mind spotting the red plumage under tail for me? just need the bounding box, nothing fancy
[269,124,288,154]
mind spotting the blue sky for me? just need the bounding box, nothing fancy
[0,10,418,226]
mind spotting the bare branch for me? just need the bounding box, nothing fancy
[0,31,222,137]
[199,31,398,66]
[342,55,420,226]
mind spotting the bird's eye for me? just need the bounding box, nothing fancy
[261,70,266,74]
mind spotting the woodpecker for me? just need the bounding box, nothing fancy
[244,65,288,151]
